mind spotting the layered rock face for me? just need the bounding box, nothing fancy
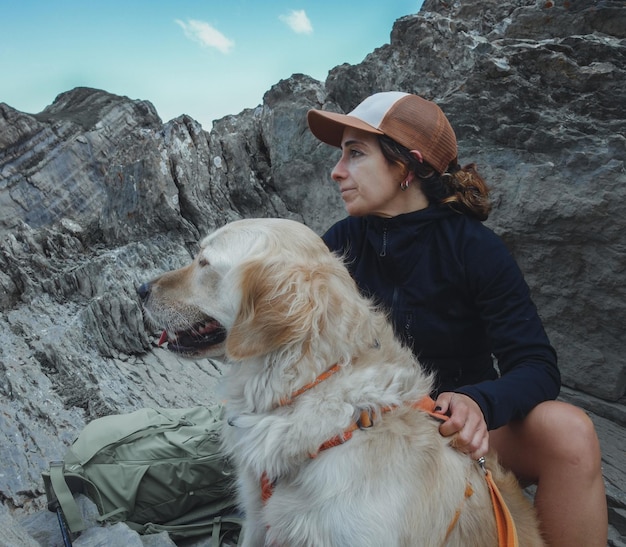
[0,0,624,545]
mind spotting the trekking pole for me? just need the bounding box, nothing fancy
[51,501,73,547]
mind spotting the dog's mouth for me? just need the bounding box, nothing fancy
[158,317,227,355]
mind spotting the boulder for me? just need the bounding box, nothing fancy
[0,0,624,543]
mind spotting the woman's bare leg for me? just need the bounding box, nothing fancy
[490,401,607,547]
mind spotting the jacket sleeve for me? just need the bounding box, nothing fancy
[454,227,561,430]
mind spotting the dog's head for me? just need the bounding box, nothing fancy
[139,218,359,362]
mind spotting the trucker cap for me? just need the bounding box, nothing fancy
[307,91,457,174]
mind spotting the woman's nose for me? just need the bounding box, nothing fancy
[331,158,346,182]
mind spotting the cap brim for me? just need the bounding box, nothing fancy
[307,109,384,148]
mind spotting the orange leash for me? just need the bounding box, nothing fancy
[479,461,519,547]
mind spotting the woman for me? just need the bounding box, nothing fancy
[307,91,607,546]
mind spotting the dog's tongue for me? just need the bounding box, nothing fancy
[158,330,168,347]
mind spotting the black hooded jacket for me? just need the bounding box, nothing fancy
[322,206,560,430]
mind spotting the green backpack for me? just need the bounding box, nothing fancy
[42,405,242,545]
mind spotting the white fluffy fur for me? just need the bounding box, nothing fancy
[142,218,544,547]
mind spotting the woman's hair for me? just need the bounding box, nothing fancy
[378,135,492,221]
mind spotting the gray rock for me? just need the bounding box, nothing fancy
[0,0,624,544]
[0,502,38,547]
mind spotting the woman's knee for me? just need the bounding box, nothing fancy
[528,401,602,475]
[490,400,603,482]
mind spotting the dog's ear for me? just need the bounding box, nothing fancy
[226,258,346,360]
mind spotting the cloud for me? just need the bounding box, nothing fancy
[175,19,234,54]
[279,10,313,35]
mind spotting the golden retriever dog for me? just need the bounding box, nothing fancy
[139,218,544,547]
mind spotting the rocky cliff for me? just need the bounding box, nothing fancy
[1,0,625,545]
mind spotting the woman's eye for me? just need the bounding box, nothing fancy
[349,149,363,158]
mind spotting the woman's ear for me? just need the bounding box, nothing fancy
[409,149,424,163]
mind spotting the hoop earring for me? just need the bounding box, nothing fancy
[400,179,410,191]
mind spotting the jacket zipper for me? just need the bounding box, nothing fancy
[379,226,388,257]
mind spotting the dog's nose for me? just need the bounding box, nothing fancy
[137,282,151,302]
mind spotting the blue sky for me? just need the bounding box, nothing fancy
[0,1,424,129]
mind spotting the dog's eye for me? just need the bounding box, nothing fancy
[199,258,209,267]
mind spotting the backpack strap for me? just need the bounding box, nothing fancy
[133,514,244,543]
[46,462,86,533]
[44,463,113,534]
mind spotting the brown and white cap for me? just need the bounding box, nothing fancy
[307,91,457,174]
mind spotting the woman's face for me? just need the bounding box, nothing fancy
[331,127,412,217]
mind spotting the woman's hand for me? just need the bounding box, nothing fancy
[435,392,489,459]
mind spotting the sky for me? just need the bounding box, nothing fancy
[0,1,424,130]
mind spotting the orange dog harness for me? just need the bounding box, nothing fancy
[261,365,519,546]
